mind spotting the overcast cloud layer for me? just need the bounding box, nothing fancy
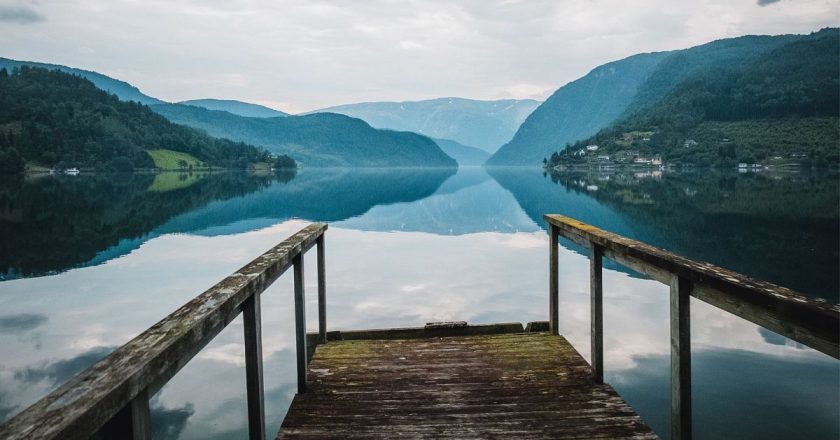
[1,0,836,113]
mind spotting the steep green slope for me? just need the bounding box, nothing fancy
[179,99,289,118]
[0,67,286,172]
[432,138,490,166]
[489,32,810,166]
[548,29,839,167]
[152,104,457,168]
[313,98,539,153]
[0,57,162,105]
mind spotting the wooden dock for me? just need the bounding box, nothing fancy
[279,324,656,439]
[1,218,836,440]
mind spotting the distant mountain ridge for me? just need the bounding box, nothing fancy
[312,97,540,153]
[432,138,490,166]
[488,31,814,166]
[179,99,289,118]
[0,57,162,105]
[151,103,457,168]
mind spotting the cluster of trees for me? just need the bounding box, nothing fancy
[546,29,839,168]
[0,66,295,173]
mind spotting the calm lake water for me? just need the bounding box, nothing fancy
[0,167,837,439]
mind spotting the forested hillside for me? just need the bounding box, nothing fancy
[490,31,812,166]
[152,104,458,167]
[0,57,162,105]
[547,29,839,167]
[0,67,292,173]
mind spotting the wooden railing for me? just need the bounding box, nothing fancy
[545,214,839,440]
[0,223,328,440]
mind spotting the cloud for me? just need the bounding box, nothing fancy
[757,0,783,5]
[0,5,44,23]
[0,0,835,111]
[14,346,114,386]
[0,313,47,333]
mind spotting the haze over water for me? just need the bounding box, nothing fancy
[0,166,837,439]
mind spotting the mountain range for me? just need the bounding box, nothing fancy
[151,103,456,167]
[545,28,839,167]
[0,59,456,168]
[312,98,539,153]
[487,31,826,166]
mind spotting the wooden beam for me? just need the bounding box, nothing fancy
[294,254,308,394]
[670,275,692,440]
[544,214,839,359]
[317,235,327,344]
[549,223,560,336]
[590,244,604,384]
[243,292,266,440]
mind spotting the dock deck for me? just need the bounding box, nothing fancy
[278,325,657,439]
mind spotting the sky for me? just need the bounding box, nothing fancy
[0,0,837,113]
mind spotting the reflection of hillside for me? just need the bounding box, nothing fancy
[491,167,838,300]
[0,174,273,279]
[73,168,456,272]
[153,168,456,236]
[338,167,539,235]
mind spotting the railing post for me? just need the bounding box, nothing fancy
[590,243,604,383]
[243,292,265,440]
[96,388,151,440]
[670,275,692,440]
[317,235,327,344]
[549,223,559,335]
[293,254,308,394]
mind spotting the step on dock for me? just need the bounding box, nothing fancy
[278,323,657,439]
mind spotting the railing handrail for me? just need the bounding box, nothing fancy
[545,214,839,358]
[0,222,328,440]
[545,213,838,440]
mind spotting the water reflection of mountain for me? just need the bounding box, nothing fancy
[336,167,539,234]
[0,168,456,278]
[490,168,839,301]
[153,167,457,236]
[0,173,274,279]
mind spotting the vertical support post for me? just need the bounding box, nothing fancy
[293,254,308,394]
[670,275,692,440]
[548,223,559,335]
[243,292,265,440]
[98,388,151,439]
[129,389,152,440]
[317,235,327,344]
[590,243,604,383]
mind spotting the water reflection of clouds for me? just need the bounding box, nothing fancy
[0,220,835,438]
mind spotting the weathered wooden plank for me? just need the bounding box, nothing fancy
[549,223,560,335]
[0,223,327,440]
[670,275,692,440]
[243,291,266,440]
[277,332,657,439]
[590,243,604,383]
[544,214,839,359]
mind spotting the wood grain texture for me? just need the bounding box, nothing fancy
[277,332,657,439]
